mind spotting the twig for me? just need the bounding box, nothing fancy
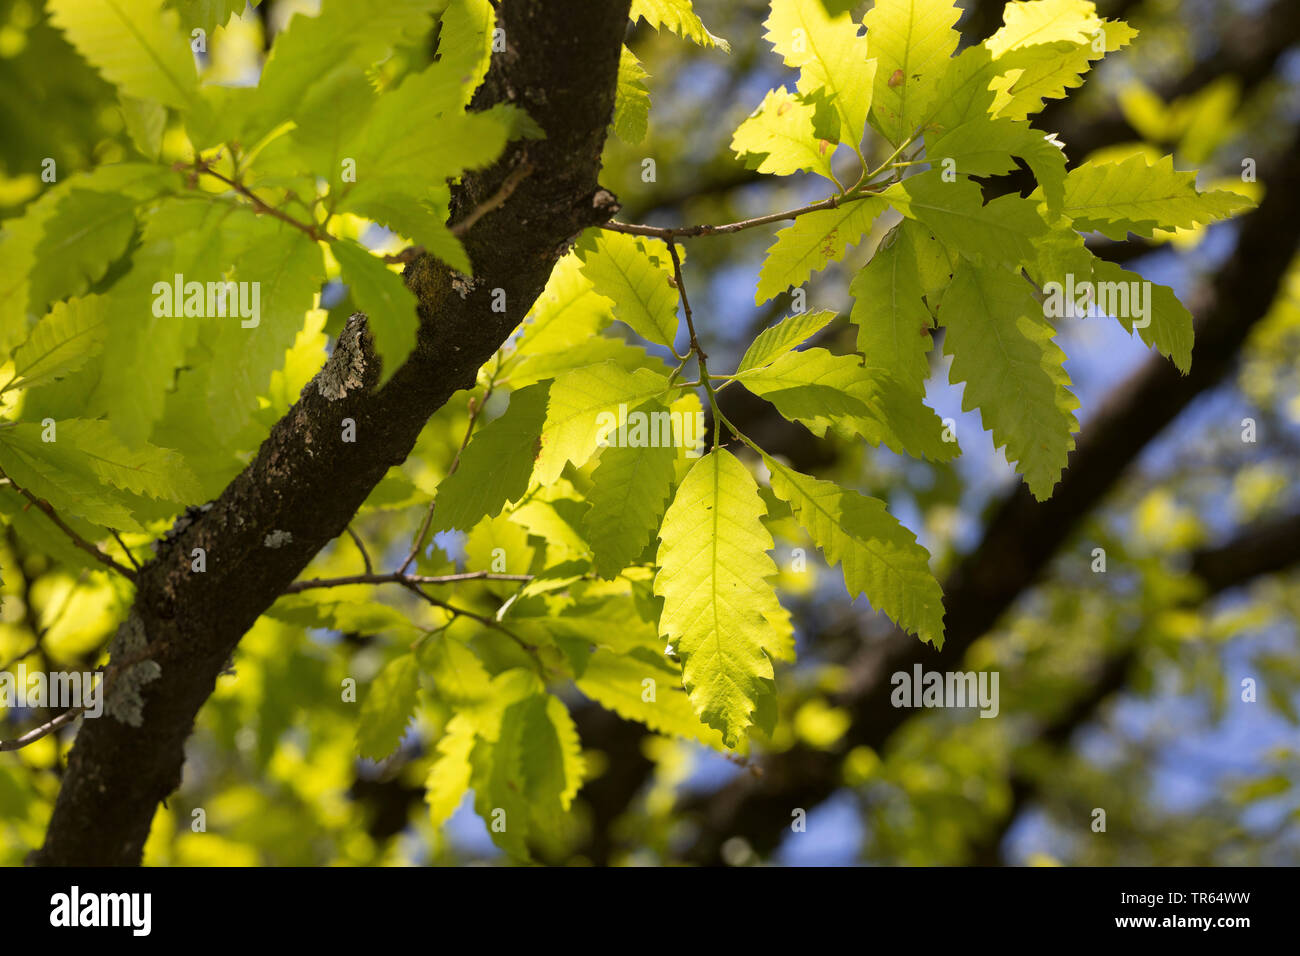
[604,188,882,240]
[397,580,540,659]
[666,240,730,451]
[344,526,373,575]
[0,707,83,752]
[0,639,161,752]
[284,570,533,594]
[187,159,325,242]
[109,529,142,573]
[0,469,136,581]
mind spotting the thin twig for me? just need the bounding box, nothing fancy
[0,640,161,752]
[397,580,540,659]
[344,526,374,575]
[187,159,325,242]
[110,529,142,573]
[665,240,728,452]
[284,570,533,594]
[0,707,83,752]
[0,469,136,581]
[604,188,882,240]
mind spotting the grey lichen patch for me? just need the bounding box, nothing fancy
[592,188,621,218]
[315,312,369,401]
[151,501,214,554]
[263,530,293,549]
[104,613,161,727]
[450,273,479,299]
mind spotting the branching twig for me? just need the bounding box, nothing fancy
[187,157,325,242]
[0,469,136,581]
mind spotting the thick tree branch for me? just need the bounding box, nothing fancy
[31,0,632,866]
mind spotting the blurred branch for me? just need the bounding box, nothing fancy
[969,507,1300,863]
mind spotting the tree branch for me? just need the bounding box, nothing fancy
[30,0,632,866]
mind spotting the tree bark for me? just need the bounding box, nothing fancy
[31,0,632,866]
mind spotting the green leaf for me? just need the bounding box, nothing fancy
[86,199,227,444]
[763,0,875,146]
[736,309,837,374]
[921,42,1005,133]
[849,225,933,396]
[985,0,1114,54]
[5,295,108,393]
[28,189,138,317]
[765,456,944,647]
[578,232,680,349]
[983,0,1139,121]
[172,0,260,35]
[736,347,953,461]
[983,2,1138,122]
[864,0,962,146]
[356,653,420,760]
[883,170,1048,271]
[925,116,1067,214]
[438,0,496,107]
[654,449,786,747]
[267,595,415,634]
[201,219,324,445]
[347,196,470,275]
[119,95,167,159]
[755,197,889,305]
[1060,153,1255,240]
[989,29,1134,121]
[583,417,678,578]
[48,0,198,109]
[576,646,727,749]
[331,63,511,219]
[631,0,730,52]
[1089,259,1194,374]
[731,86,836,182]
[534,362,672,485]
[613,46,651,145]
[939,261,1079,500]
[331,240,418,384]
[434,383,551,533]
[426,713,476,828]
[509,252,614,362]
[0,420,200,531]
[0,432,139,532]
[47,419,201,502]
[247,0,441,142]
